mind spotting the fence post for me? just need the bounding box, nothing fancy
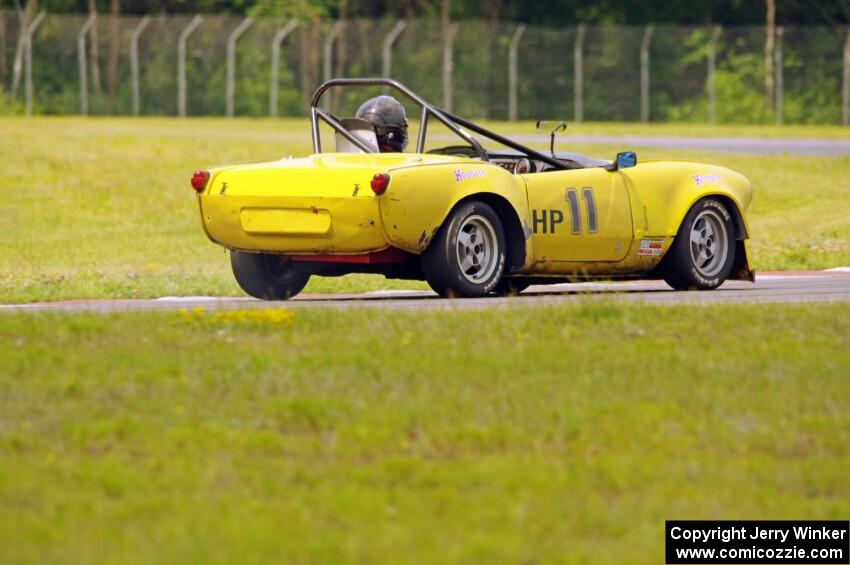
[382,20,407,90]
[226,17,253,118]
[843,27,850,126]
[77,15,95,115]
[11,11,27,98]
[442,23,457,112]
[574,24,586,123]
[707,25,721,124]
[323,21,344,84]
[640,25,654,123]
[270,19,298,118]
[775,26,783,126]
[130,15,150,117]
[0,13,5,82]
[24,11,45,117]
[177,15,202,118]
[508,23,526,121]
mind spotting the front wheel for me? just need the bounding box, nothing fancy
[661,197,736,290]
[230,251,310,300]
[421,201,506,298]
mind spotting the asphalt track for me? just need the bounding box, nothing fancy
[509,134,850,156]
[2,270,848,314]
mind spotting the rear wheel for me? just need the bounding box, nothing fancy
[493,278,530,296]
[421,201,506,298]
[661,198,736,290]
[230,251,310,300]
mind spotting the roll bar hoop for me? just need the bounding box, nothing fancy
[309,78,565,170]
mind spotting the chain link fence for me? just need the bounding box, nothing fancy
[2,11,849,124]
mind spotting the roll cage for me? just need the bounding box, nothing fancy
[309,78,567,171]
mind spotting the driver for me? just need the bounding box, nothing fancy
[355,95,408,152]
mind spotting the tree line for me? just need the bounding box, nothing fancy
[3,0,850,121]
[5,0,850,25]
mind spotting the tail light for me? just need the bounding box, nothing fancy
[191,170,210,193]
[371,173,390,195]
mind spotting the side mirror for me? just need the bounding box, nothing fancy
[616,151,637,170]
[606,151,637,171]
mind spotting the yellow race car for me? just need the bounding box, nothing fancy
[191,78,754,299]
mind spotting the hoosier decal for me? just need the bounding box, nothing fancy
[454,169,486,182]
[692,174,721,186]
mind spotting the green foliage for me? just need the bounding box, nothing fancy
[0,85,24,115]
[27,0,850,26]
[714,51,772,124]
[248,0,336,19]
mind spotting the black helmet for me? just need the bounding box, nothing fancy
[355,95,408,152]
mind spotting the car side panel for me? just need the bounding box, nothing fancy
[523,167,633,262]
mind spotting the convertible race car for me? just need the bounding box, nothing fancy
[190,78,754,299]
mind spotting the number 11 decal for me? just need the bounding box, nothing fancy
[565,187,597,234]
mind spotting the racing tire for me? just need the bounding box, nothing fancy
[493,278,530,296]
[230,251,310,300]
[421,201,506,298]
[661,197,736,291]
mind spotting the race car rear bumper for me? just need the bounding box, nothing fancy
[198,193,390,255]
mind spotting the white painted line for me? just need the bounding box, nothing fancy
[756,275,816,280]
[363,289,426,297]
[155,296,248,302]
[825,267,850,272]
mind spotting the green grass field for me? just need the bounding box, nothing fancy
[1,302,848,563]
[2,117,849,303]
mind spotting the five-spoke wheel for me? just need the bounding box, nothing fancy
[661,197,736,290]
[456,215,500,285]
[421,201,506,297]
[689,208,729,279]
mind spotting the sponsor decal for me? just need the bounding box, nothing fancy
[454,169,486,182]
[638,239,664,256]
[693,174,721,186]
